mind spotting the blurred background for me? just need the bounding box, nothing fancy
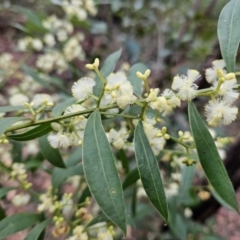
[1,0,240,239]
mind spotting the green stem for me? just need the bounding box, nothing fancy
[100,112,138,119]
[196,87,213,97]
[140,103,148,120]
[125,118,134,132]
[143,79,150,94]
[5,104,118,133]
[95,68,107,84]
[170,136,195,149]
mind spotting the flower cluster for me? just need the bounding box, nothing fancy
[145,88,181,115]
[204,60,239,127]
[171,60,239,126]
[61,0,97,21]
[10,163,32,190]
[102,72,137,109]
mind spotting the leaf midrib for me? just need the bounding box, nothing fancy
[227,0,240,69]
[93,112,122,224]
[190,108,231,192]
[137,124,164,213]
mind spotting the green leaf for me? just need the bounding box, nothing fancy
[16,6,45,30]
[218,0,240,71]
[25,159,43,170]
[0,213,40,240]
[116,149,130,173]
[93,49,122,97]
[168,196,187,240]
[128,63,147,96]
[0,187,15,199]
[209,187,233,210]
[52,164,83,190]
[0,106,25,113]
[78,186,91,204]
[188,102,238,212]
[0,117,27,136]
[8,22,30,34]
[170,214,187,240]
[83,110,127,234]
[122,167,139,190]
[0,205,6,221]
[134,121,168,222]
[11,140,22,162]
[8,123,52,141]
[22,65,53,90]
[65,147,82,167]
[84,213,109,229]
[39,135,66,168]
[178,164,196,204]
[52,97,76,117]
[44,76,67,93]
[24,219,50,240]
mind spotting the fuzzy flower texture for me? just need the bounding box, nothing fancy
[171,60,239,127]
[47,59,239,154]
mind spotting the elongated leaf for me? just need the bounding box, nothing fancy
[134,122,168,222]
[188,102,238,212]
[210,187,232,210]
[0,117,27,136]
[178,163,196,204]
[116,149,129,173]
[8,22,30,34]
[52,97,76,117]
[84,213,135,230]
[168,196,187,240]
[11,140,22,162]
[218,0,240,71]
[24,219,50,240]
[0,187,15,199]
[8,123,52,141]
[25,160,43,170]
[84,213,109,229]
[78,185,91,204]
[17,6,43,28]
[65,147,82,167]
[93,49,122,97]
[44,76,67,93]
[0,205,5,221]
[39,135,66,168]
[122,167,139,189]
[0,106,25,113]
[22,65,53,90]
[128,63,147,96]
[83,110,127,234]
[52,164,83,190]
[0,213,40,240]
